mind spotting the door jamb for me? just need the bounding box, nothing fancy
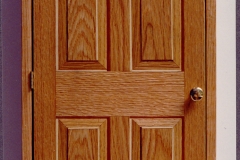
[21,0,216,159]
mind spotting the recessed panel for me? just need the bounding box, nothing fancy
[68,129,98,160]
[142,128,172,160]
[58,0,107,70]
[57,119,107,160]
[141,0,172,61]
[68,0,97,61]
[131,118,182,160]
[132,0,181,70]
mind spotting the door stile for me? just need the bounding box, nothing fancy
[33,0,56,159]
[184,0,206,159]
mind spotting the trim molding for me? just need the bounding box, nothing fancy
[21,0,216,159]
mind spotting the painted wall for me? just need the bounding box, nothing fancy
[1,0,236,159]
[2,0,22,159]
[217,0,236,159]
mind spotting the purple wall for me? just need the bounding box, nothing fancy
[2,0,22,159]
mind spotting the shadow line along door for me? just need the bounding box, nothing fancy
[34,0,206,159]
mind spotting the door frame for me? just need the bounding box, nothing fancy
[21,0,216,159]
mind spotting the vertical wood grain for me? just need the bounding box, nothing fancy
[68,0,96,61]
[131,0,181,70]
[110,117,129,160]
[58,120,68,160]
[184,0,206,159]
[34,0,56,159]
[68,129,98,160]
[142,128,172,160]
[109,0,130,71]
[22,0,32,159]
[57,119,107,160]
[131,118,182,160]
[141,0,172,60]
[206,0,216,159]
[58,0,107,70]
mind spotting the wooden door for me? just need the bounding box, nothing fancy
[33,0,206,159]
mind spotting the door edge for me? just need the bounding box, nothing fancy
[22,0,33,159]
[206,0,216,159]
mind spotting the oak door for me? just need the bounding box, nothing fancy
[34,0,206,159]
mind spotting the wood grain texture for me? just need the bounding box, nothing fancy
[22,0,32,159]
[142,128,172,160]
[56,71,184,116]
[109,0,130,71]
[110,117,129,160]
[68,0,97,61]
[57,119,107,160]
[58,0,107,70]
[131,118,182,160]
[183,0,206,159]
[68,129,98,160]
[34,0,56,159]
[58,120,68,160]
[141,0,172,60]
[206,0,216,159]
[131,0,181,70]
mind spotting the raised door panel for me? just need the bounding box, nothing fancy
[131,118,182,160]
[131,0,181,70]
[58,0,107,70]
[57,119,107,160]
[58,0,181,71]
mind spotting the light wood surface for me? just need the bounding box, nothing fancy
[56,72,184,116]
[131,118,182,160]
[206,0,216,159]
[58,120,68,160]
[29,0,216,159]
[141,0,172,60]
[68,0,97,61]
[57,119,107,160]
[131,0,181,70]
[22,0,32,159]
[110,117,129,160]
[68,129,98,160]
[184,0,206,159]
[109,0,130,71]
[58,0,107,70]
[34,0,56,159]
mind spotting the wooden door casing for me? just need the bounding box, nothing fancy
[22,2,217,157]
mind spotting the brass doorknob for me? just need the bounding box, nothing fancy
[190,87,203,101]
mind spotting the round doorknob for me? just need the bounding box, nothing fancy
[190,87,203,101]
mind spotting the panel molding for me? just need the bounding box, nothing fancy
[130,118,182,160]
[58,0,107,70]
[57,119,107,160]
[131,0,181,71]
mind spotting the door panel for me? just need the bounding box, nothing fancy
[57,119,107,160]
[131,118,182,160]
[58,0,107,70]
[56,72,184,116]
[132,0,181,70]
[34,0,206,159]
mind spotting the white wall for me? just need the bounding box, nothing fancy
[217,0,236,159]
